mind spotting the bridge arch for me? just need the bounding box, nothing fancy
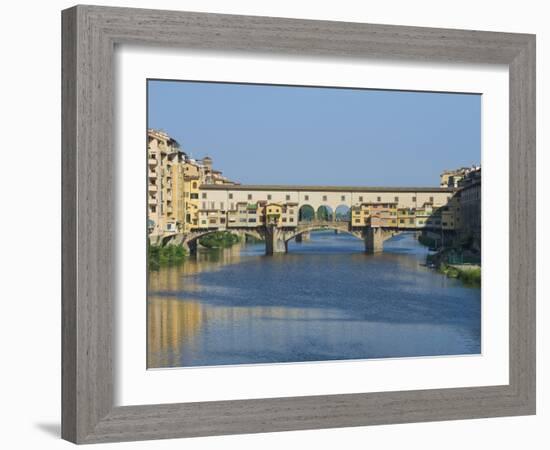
[189,229,263,244]
[160,233,177,246]
[284,222,363,244]
[162,229,264,252]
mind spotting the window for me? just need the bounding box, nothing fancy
[202,193,207,199]
[359,196,363,202]
[377,196,381,202]
[220,218,226,224]
[341,195,346,201]
[220,202,224,210]
[286,195,290,201]
[289,209,294,215]
[409,218,414,224]
[201,220,206,225]
[323,195,327,201]
[248,218,257,223]
[412,196,416,202]
[202,202,206,209]
[229,193,233,199]
[304,195,309,201]
[248,194,252,200]
[289,218,294,222]
[209,218,216,224]
[394,196,399,202]
[190,193,198,199]
[354,218,360,223]
[267,194,272,200]
[400,219,405,223]
[282,217,287,222]
[430,196,434,202]
[210,201,215,209]
[192,182,197,189]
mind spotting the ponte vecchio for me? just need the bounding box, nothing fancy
[163,184,458,255]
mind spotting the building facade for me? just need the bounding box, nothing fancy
[147,129,235,239]
[148,130,479,244]
[147,130,186,236]
[457,167,481,250]
[440,165,481,188]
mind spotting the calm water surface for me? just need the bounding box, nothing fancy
[147,232,481,368]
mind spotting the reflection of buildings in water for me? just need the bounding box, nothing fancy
[148,244,246,292]
[147,297,203,368]
[147,287,332,368]
[148,245,251,367]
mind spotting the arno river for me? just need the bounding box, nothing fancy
[147,232,481,368]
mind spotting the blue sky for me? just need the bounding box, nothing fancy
[147,80,480,187]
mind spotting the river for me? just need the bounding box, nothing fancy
[147,231,481,368]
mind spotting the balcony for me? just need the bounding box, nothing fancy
[148,170,157,178]
[148,158,157,166]
[149,185,158,192]
[148,197,157,205]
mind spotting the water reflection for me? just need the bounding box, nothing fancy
[148,232,481,368]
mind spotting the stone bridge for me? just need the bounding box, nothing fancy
[162,220,402,255]
[264,220,401,254]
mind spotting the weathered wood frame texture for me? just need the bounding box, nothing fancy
[61,5,536,444]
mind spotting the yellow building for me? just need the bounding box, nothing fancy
[265,203,283,226]
[147,129,186,237]
[351,204,370,226]
[369,202,398,228]
[397,207,416,229]
[351,202,397,228]
[441,195,461,231]
[166,151,187,233]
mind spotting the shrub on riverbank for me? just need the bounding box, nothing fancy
[458,267,481,287]
[439,264,481,287]
[199,231,241,249]
[148,243,187,270]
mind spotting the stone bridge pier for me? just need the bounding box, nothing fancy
[364,227,401,253]
[364,227,383,253]
[265,225,288,255]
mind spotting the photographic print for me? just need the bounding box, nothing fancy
[146,80,482,369]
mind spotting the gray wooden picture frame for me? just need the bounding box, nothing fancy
[61,5,536,444]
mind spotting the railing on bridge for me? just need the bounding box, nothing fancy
[297,219,350,226]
